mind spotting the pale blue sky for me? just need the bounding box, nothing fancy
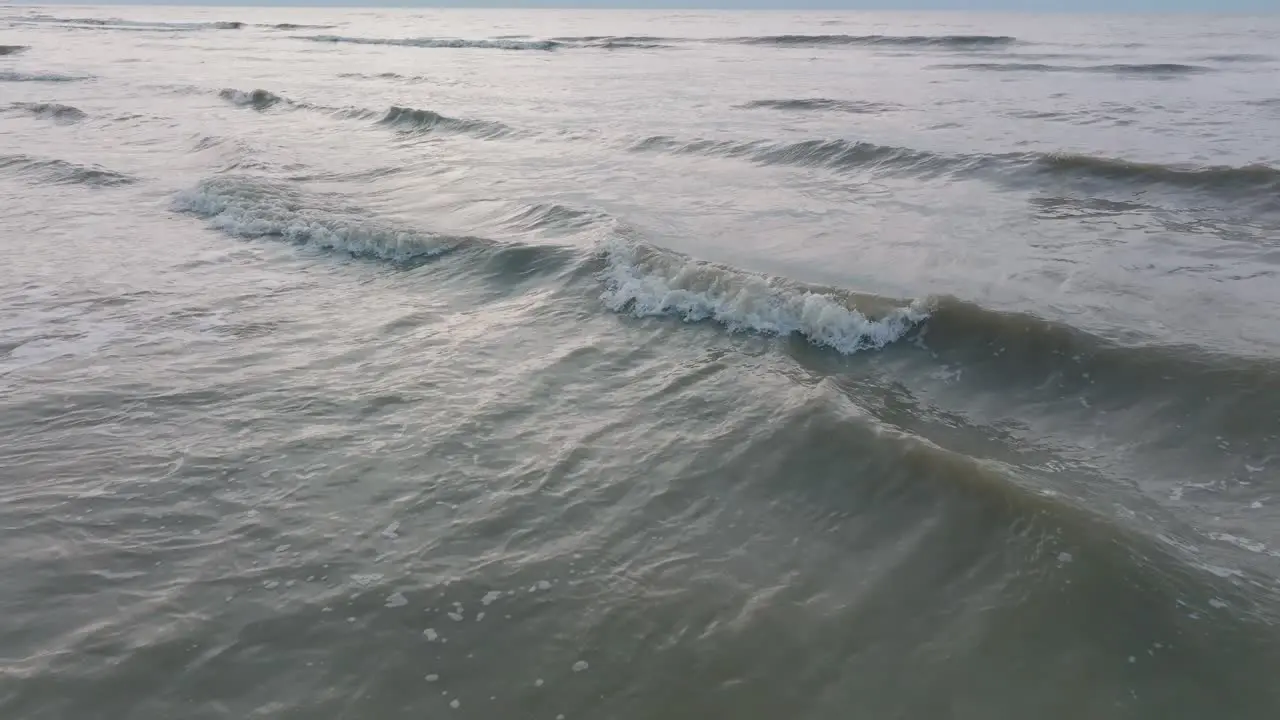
[29,0,1279,11]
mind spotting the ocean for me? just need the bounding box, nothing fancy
[2,5,1279,718]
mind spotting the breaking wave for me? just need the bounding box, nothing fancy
[172,175,464,262]
[0,155,135,187]
[298,34,561,51]
[8,102,87,123]
[219,88,289,109]
[738,98,899,114]
[597,237,929,356]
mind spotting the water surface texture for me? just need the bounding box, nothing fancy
[2,6,1280,719]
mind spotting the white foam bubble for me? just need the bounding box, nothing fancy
[481,591,503,606]
[1209,532,1268,554]
[1209,598,1229,609]
[382,521,401,538]
[597,237,928,355]
[535,679,544,687]
[1057,552,1073,563]
[476,612,486,622]
[448,612,464,622]
[572,660,589,672]
[385,592,408,608]
[423,628,439,641]
[425,674,440,682]
[450,699,460,709]
[351,573,384,587]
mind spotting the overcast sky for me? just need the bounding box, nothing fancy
[26,0,1277,11]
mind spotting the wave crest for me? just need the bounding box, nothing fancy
[378,106,511,138]
[598,237,928,355]
[936,62,1214,75]
[219,88,288,109]
[0,70,88,83]
[738,98,899,114]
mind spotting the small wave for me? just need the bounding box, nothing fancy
[936,62,1214,75]
[14,15,244,31]
[504,202,608,233]
[0,71,88,83]
[337,72,430,83]
[8,102,86,123]
[0,154,135,187]
[219,88,288,109]
[173,176,462,261]
[738,98,898,114]
[378,106,511,138]
[597,237,928,355]
[0,45,29,55]
[550,35,672,48]
[1034,153,1280,193]
[725,34,1017,48]
[632,135,1279,199]
[298,34,561,51]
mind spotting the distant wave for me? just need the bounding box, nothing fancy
[0,45,28,55]
[377,106,512,138]
[1198,53,1274,63]
[936,62,1214,75]
[0,70,88,83]
[549,35,672,48]
[598,237,928,355]
[217,88,512,139]
[7,102,86,123]
[0,154,135,187]
[298,34,561,51]
[738,98,899,114]
[13,15,244,31]
[337,72,431,83]
[723,34,1017,48]
[631,135,1280,199]
[263,23,334,30]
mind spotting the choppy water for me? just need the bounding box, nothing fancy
[2,6,1280,718]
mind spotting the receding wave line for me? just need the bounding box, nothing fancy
[723,34,1017,48]
[264,23,335,30]
[631,136,1280,197]
[936,62,1215,75]
[0,70,89,83]
[7,102,87,123]
[0,155,135,187]
[217,88,512,139]
[0,45,29,55]
[298,34,561,51]
[598,237,929,356]
[738,98,899,114]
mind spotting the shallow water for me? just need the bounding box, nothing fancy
[2,6,1279,719]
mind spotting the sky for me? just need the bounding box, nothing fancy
[21,0,1277,11]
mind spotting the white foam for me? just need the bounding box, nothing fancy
[173,177,458,262]
[1209,532,1267,554]
[448,612,464,622]
[476,612,485,622]
[1057,552,1073,563]
[481,591,503,606]
[423,628,440,641]
[385,592,408,608]
[598,237,928,355]
[450,699,460,709]
[425,674,440,682]
[381,521,401,538]
[572,661,589,672]
[535,679,544,687]
[351,573,384,588]
[1209,598,1228,609]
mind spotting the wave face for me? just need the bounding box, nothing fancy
[726,34,1017,48]
[0,155,135,187]
[738,98,899,114]
[377,106,511,138]
[0,45,28,55]
[298,34,561,51]
[937,62,1215,75]
[8,102,87,123]
[172,176,464,261]
[597,236,929,355]
[0,71,88,83]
